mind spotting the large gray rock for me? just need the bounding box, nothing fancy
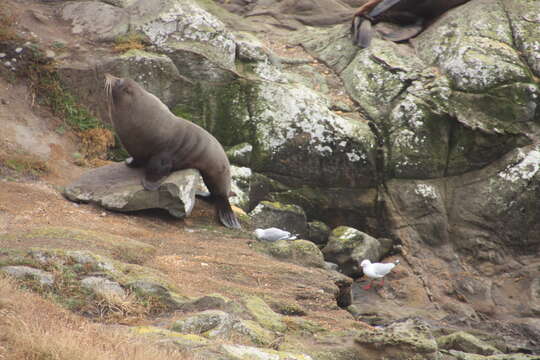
[437,331,502,356]
[322,226,385,278]
[62,1,129,41]
[230,165,252,211]
[129,0,238,83]
[0,266,54,286]
[63,163,200,219]
[301,2,539,181]
[248,81,375,188]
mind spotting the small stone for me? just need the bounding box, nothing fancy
[15,47,23,53]
[45,50,56,60]
[81,276,126,299]
[0,53,6,58]
[324,261,339,271]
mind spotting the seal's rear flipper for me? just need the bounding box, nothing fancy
[352,18,373,48]
[215,197,241,229]
[380,19,423,42]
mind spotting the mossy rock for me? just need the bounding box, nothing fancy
[221,344,313,360]
[177,293,235,312]
[226,143,253,167]
[247,173,290,211]
[254,239,325,268]
[0,226,156,264]
[354,318,438,359]
[232,319,276,346]
[131,326,209,350]
[322,226,383,278]
[243,295,287,333]
[307,220,330,247]
[437,331,502,356]
[2,248,188,313]
[171,310,234,338]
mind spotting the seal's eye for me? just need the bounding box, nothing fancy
[123,86,133,95]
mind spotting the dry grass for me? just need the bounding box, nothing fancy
[113,33,146,53]
[0,276,192,360]
[79,127,116,160]
[0,5,18,42]
[0,153,49,177]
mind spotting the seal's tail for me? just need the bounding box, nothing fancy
[215,197,241,229]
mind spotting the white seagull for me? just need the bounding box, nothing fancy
[360,259,400,290]
[253,228,298,242]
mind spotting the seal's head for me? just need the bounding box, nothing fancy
[104,73,141,107]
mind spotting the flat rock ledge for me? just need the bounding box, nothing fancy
[63,163,201,218]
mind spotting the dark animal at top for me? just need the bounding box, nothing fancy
[351,0,470,48]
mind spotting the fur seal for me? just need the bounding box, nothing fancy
[351,0,470,48]
[104,74,241,229]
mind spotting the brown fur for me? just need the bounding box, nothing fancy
[104,74,240,229]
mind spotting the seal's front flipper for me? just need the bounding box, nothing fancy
[125,157,145,168]
[215,196,241,229]
[142,154,172,191]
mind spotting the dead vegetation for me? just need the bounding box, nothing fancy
[113,33,147,53]
[0,6,18,42]
[0,276,191,360]
[0,152,49,177]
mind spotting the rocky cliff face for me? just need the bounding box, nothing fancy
[1,0,540,359]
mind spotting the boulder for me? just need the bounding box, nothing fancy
[230,165,252,211]
[227,142,253,167]
[437,331,502,356]
[171,310,235,338]
[307,220,330,247]
[0,265,54,286]
[243,295,287,333]
[249,201,308,239]
[61,1,129,41]
[80,276,126,299]
[322,226,385,278]
[254,239,325,268]
[64,163,201,219]
[354,318,439,360]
